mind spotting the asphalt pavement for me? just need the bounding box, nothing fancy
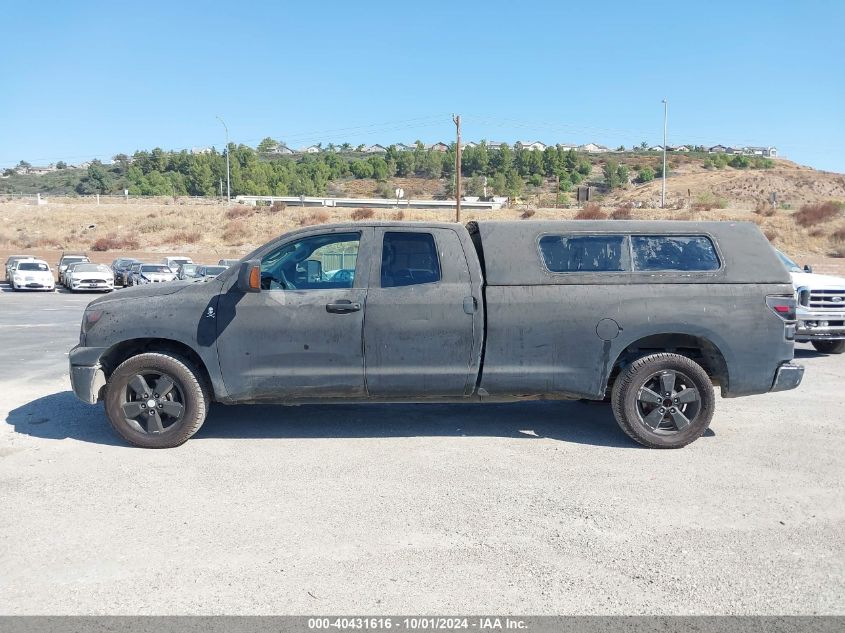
[0,284,842,615]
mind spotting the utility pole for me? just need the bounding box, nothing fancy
[217,116,231,203]
[661,99,668,209]
[453,114,461,223]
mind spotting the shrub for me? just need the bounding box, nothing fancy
[793,201,842,227]
[521,209,536,219]
[575,203,607,220]
[226,205,251,219]
[611,202,633,220]
[269,201,286,213]
[222,220,248,245]
[830,245,845,258]
[637,167,655,183]
[300,210,330,226]
[375,181,393,198]
[351,207,375,221]
[170,230,201,244]
[754,200,776,216]
[832,227,845,242]
[91,234,140,251]
[764,229,778,242]
[393,210,405,221]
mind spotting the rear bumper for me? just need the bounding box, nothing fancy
[770,362,804,393]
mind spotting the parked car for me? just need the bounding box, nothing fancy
[70,220,802,449]
[10,259,54,291]
[111,258,141,287]
[162,256,193,273]
[218,259,240,267]
[65,263,114,293]
[324,268,355,284]
[176,263,200,280]
[128,263,177,285]
[57,253,90,285]
[195,265,228,279]
[5,255,35,282]
[63,262,84,288]
[776,249,845,354]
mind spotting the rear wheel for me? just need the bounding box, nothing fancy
[104,352,209,448]
[611,353,715,449]
[811,340,845,354]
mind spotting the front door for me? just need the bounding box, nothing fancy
[215,229,372,402]
[363,228,479,397]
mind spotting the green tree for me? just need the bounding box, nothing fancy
[257,137,281,153]
[616,164,629,186]
[368,156,390,181]
[349,160,374,179]
[603,160,621,189]
[56,161,67,170]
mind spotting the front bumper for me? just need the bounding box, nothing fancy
[69,346,109,404]
[795,308,845,341]
[770,362,804,393]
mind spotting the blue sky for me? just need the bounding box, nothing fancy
[2,0,844,171]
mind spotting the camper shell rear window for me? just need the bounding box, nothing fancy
[539,234,721,273]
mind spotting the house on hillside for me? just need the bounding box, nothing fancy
[743,146,777,157]
[362,144,387,153]
[669,145,690,152]
[25,164,57,175]
[395,143,413,151]
[708,145,728,153]
[487,141,505,150]
[191,147,212,155]
[300,145,321,153]
[648,145,663,152]
[461,141,478,150]
[516,141,547,151]
[579,143,608,153]
[556,143,578,152]
[427,142,449,152]
[268,144,294,155]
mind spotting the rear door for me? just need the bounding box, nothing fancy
[363,227,479,397]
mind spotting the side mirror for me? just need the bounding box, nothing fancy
[306,259,322,282]
[237,260,261,293]
[803,264,813,274]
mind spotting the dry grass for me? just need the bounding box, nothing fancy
[764,229,778,243]
[351,207,375,221]
[393,210,405,221]
[832,227,845,242]
[575,203,607,220]
[169,230,201,244]
[754,200,776,217]
[300,210,331,226]
[520,209,536,219]
[222,220,249,245]
[226,206,252,220]
[794,201,842,227]
[611,202,633,220]
[91,234,141,251]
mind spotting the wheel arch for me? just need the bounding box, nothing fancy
[99,338,214,400]
[606,332,730,395]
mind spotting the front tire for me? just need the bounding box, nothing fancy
[811,340,845,354]
[611,353,715,449]
[104,352,210,448]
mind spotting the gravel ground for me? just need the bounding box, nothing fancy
[0,285,842,615]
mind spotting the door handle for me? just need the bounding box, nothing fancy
[326,300,361,313]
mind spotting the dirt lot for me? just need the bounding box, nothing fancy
[0,286,843,615]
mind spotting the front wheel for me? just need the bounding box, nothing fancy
[611,353,715,449]
[104,352,210,448]
[811,340,845,354]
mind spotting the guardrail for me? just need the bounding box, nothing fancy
[235,195,507,210]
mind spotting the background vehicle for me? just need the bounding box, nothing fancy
[129,263,177,285]
[111,258,141,287]
[162,256,193,272]
[11,259,54,291]
[70,220,802,450]
[195,265,228,279]
[176,263,200,280]
[66,263,114,293]
[324,268,355,284]
[62,262,84,288]
[5,255,35,282]
[218,259,239,267]
[57,253,90,285]
[776,249,845,354]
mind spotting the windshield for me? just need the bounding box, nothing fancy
[18,262,49,272]
[141,265,172,273]
[203,266,228,276]
[170,259,191,265]
[73,264,110,273]
[181,264,198,273]
[775,250,802,273]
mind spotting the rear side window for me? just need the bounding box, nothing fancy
[381,232,441,287]
[539,235,627,272]
[632,236,720,271]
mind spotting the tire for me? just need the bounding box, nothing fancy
[811,340,845,354]
[104,352,210,448]
[611,353,715,449]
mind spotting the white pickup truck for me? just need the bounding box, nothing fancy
[776,250,845,354]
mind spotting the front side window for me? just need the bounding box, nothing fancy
[261,232,360,290]
[381,232,441,288]
[632,236,720,271]
[539,235,627,272]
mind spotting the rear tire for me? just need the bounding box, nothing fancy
[611,353,715,449]
[811,340,845,354]
[104,352,210,448]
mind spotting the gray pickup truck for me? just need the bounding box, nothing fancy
[69,220,803,449]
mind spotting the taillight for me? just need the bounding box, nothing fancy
[766,295,796,321]
[82,309,103,333]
